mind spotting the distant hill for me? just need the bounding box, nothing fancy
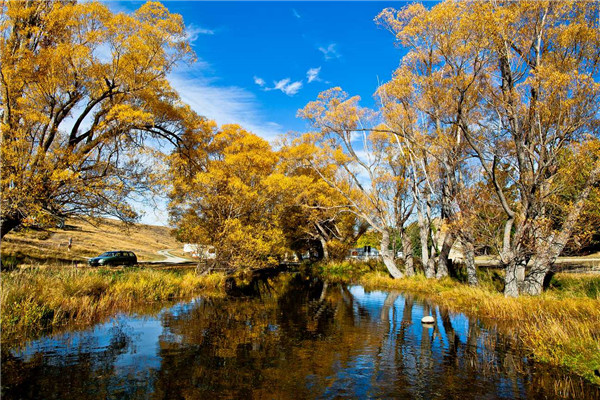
[1,218,186,265]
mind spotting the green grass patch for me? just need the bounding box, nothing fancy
[315,259,387,282]
[546,273,600,299]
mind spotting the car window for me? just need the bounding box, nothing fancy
[128,252,134,257]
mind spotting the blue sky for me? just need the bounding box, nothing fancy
[111,1,416,224]
[115,1,412,141]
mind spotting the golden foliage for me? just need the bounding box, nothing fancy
[1,1,199,237]
[169,124,290,270]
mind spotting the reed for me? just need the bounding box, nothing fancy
[1,266,226,341]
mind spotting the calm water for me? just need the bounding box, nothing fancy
[2,274,599,399]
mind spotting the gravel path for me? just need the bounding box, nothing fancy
[153,249,190,264]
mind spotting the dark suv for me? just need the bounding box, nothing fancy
[88,251,137,266]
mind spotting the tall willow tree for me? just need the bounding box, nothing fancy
[0,1,197,238]
[168,124,293,270]
[474,1,600,296]
[278,142,368,262]
[299,88,414,278]
[376,1,487,281]
[377,1,600,296]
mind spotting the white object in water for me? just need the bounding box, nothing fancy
[421,315,435,324]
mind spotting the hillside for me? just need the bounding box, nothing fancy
[1,218,188,265]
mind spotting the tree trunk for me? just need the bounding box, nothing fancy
[425,257,436,279]
[516,261,526,289]
[417,204,430,266]
[464,239,478,286]
[520,260,546,296]
[0,215,21,241]
[504,259,520,297]
[319,236,329,261]
[522,161,600,296]
[436,231,454,279]
[401,229,415,277]
[381,229,404,279]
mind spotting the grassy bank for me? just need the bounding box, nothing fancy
[1,266,226,342]
[318,261,600,385]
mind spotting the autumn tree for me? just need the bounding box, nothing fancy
[377,1,600,296]
[0,1,196,239]
[299,88,414,278]
[376,2,483,280]
[168,124,291,270]
[441,1,600,296]
[278,142,368,262]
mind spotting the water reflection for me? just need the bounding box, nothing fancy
[2,273,598,399]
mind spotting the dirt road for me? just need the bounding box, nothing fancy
[153,249,190,264]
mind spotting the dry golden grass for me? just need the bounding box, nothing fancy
[1,266,226,342]
[358,272,600,385]
[1,217,190,263]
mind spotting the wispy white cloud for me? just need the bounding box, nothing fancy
[255,76,303,96]
[254,76,266,87]
[169,73,283,141]
[292,8,301,19]
[282,81,302,95]
[318,43,341,60]
[272,78,303,96]
[273,78,291,91]
[185,23,215,43]
[307,67,321,83]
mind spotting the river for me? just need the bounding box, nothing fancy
[2,273,598,399]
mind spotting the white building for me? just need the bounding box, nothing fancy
[349,246,380,260]
[182,244,216,259]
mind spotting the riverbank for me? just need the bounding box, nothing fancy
[3,262,599,387]
[1,266,226,342]
[317,261,600,386]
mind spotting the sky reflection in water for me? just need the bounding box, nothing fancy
[2,274,598,399]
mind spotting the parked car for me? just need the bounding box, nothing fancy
[88,251,137,266]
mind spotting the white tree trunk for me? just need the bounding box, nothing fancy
[381,229,404,279]
[425,256,436,279]
[436,232,454,279]
[402,230,415,277]
[464,239,478,286]
[504,259,520,297]
[319,236,329,261]
[516,261,526,289]
[416,203,430,266]
[522,160,600,295]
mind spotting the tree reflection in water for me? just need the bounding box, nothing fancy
[2,273,598,399]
